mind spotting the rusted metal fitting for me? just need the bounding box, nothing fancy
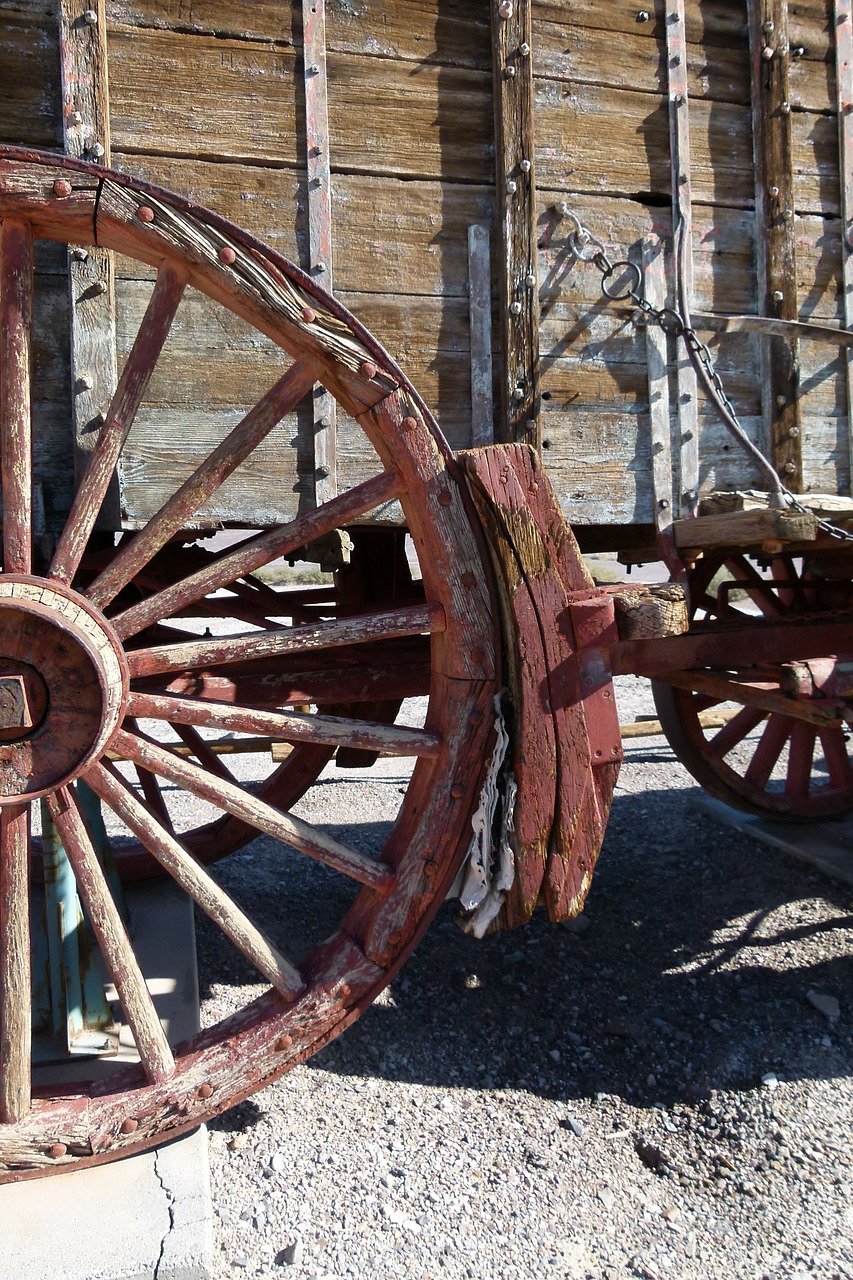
[218,245,237,265]
[136,205,155,223]
[53,178,73,198]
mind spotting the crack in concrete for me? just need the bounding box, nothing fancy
[152,1148,176,1280]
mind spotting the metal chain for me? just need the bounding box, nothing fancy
[557,206,853,544]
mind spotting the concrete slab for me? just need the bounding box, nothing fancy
[0,881,213,1280]
[693,794,853,887]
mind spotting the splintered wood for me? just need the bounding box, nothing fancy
[460,444,622,930]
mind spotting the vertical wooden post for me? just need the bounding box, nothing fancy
[643,238,674,534]
[58,0,117,504]
[664,0,699,517]
[748,0,802,489]
[302,0,337,504]
[835,0,853,492]
[468,224,494,446]
[490,0,540,449]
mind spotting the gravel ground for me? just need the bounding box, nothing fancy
[193,677,853,1280]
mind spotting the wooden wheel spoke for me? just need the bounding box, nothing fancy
[45,787,175,1084]
[85,762,305,1001]
[50,264,189,585]
[744,714,792,789]
[126,601,445,679]
[172,721,235,781]
[111,468,404,640]
[126,690,442,758]
[115,728,394,890]
[786,721,817,799]
[819,726,853,789]
[710,704,766,756]
[0,804,30,1123]
[0,219,33,576]
[85,358,318,610]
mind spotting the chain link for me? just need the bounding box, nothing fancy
[559,209,853,545]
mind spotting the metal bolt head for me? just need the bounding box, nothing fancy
[763,18,774,31]
[91,279,108,295]
[658,498,670,509]
[461,571,476,588]
[136,205,155,223]
[198,1082,214,1099]
[314,261,326,273]
[789,426,800,438]
[301,306,316,324]
[512,386,525,401]
[526,272,537,287]
[504,64,516,78]
[120,1117,139,1135]
[520,158,532,172]
[784,461,797,473]
[83,8,98,24]
[218,245,237,265]
[769,184,780,197]
[450,783,465,799]
[315,464,331,479]
[359,360,378,380]
[499,0,513,16]
[773,289,785,303]
[637,10,650,20]
[53,178,73,198]
[510,300,523,315]
[71,247,88,261]
[48,1143,68,1159]
[276,1035,293,1051]
[437,488,452,507]
[77,374,94,392]
[402,415,418,432]
[506,179,518,194]
[762,45,774,60]
[307,62,320,75]
[90,141,105,158]
[519,41,530,55]
[69,110,83,125]
[780,101,791,113]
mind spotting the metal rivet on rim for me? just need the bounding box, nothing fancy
[276,1035,293,1052]
[462,571,476,588]
[301,306,316,324]
[359,360,377,380]
[120,1118,139,1135]
[510,301,522,315]
[402,415,418,432]
[53,179,73,198]
[198,1082,213,1099]
[48,1142,68,1159]
[437,489,452,507]
[218,245,237,265]
[450,783,465,799]
[136,205,155,223]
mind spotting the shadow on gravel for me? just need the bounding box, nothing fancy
[196,786,853,1119]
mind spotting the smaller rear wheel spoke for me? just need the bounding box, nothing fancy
[0,804,30,1124]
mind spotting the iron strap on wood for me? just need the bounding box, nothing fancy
[664,0,699,517]
[302,0,336,504]
[748,0,803,488]
[835,0,853,487]
[491,0,540,449]
[58,0,118,506]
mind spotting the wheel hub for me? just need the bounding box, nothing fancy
[0,578,127,802]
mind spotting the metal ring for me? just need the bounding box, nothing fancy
[599,259,642,300]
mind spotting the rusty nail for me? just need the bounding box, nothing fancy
[120,1117,139,1135]
[462,571,476,588]
[53,178,73,198]
[450,783,465,799]
[136,205,155,223]
[402,415,418,432]
[48,1142,68,1159]
[218,245,237,265]
[360,360,377,380]
[198,1082,214,1099]
[301,306,316,323]
[276,1035,294,1051]
[437,489,452,506]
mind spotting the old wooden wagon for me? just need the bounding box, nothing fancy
[0,0,851,1178]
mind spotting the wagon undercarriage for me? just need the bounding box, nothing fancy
[0,0,851,1179]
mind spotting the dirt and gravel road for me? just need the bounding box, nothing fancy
[197,678,852,1280]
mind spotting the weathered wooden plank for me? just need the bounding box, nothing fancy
[0,219,34,575]
[749,0,803,488]
[672,505,817,548]
[0,806,30,1124]
[0,14,61,148]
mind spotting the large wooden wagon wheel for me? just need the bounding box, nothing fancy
[653,548,853,819]
[0,148,496,1179]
